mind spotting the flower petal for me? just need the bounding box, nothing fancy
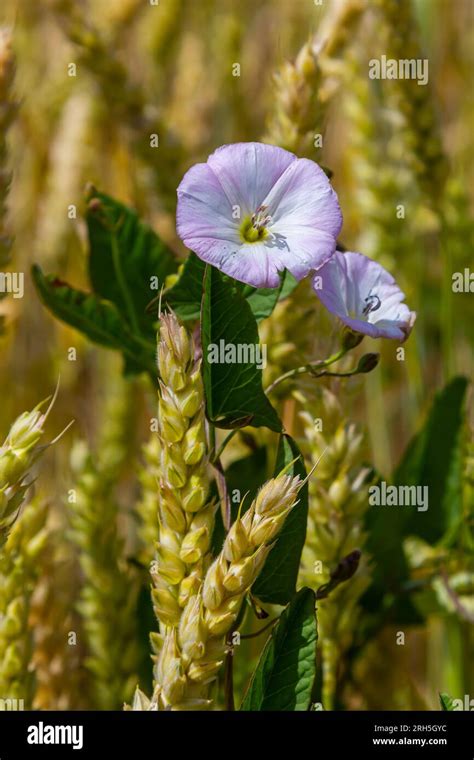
[263,157,342,239]
[176,142,343,289]
[177,162,239,247]
[207,142,296,216]
[314,251,416,341]
[218,242,282,288]
[265,225,337,281]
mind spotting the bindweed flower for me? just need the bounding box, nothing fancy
[313,250,416,341]
[176,142,342,288]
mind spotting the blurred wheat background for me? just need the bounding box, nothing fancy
[0,0,472,710]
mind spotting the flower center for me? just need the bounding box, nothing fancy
[240,205,272,243]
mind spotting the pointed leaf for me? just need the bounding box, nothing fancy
[86,189,177,339]
[278,270,299,300]
[439,692,456,711]
[32,265,156,377]
[395,376,468,543]
[201,265,282,431]
[241,588,317,711]
[252,434,308,604]
[364,377,468,620]
[165,252,205,321]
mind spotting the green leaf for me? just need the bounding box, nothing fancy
[363,377,468,621]
[363,470,415,618]
[252,434,308,605]
[201,265,282,431]
[240,588,317,711]
[394,376,468,544]
[235,270,293,322]
[86,190,177,340]
[32,265,156,377]
[439,692,456,711]
[278,270,299,301]
[237,283,282,322]
[165,252,288,322]
[165,252,205,321]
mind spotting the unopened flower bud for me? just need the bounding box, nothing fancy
[330,550,361,583]
[357,353,380,373]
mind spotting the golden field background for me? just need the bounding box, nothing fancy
[0,0,472,711]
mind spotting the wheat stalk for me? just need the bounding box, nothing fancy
[0,399,56,548]
[0,497,48,708]
[130,474,302,710]
[69,439,141,709]
[150,310,215,636]
[298,388,372,710]
[0,26,16,268]
[265,0,367,157]
[68,377,141,710]
[30,531,85,710]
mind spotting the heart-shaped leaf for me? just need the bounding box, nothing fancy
[201,264,282,431]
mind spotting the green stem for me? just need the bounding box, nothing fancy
[240,618,278,640]
[265,348,348,394]
[209,423,231,531]
[211,429,238,463]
